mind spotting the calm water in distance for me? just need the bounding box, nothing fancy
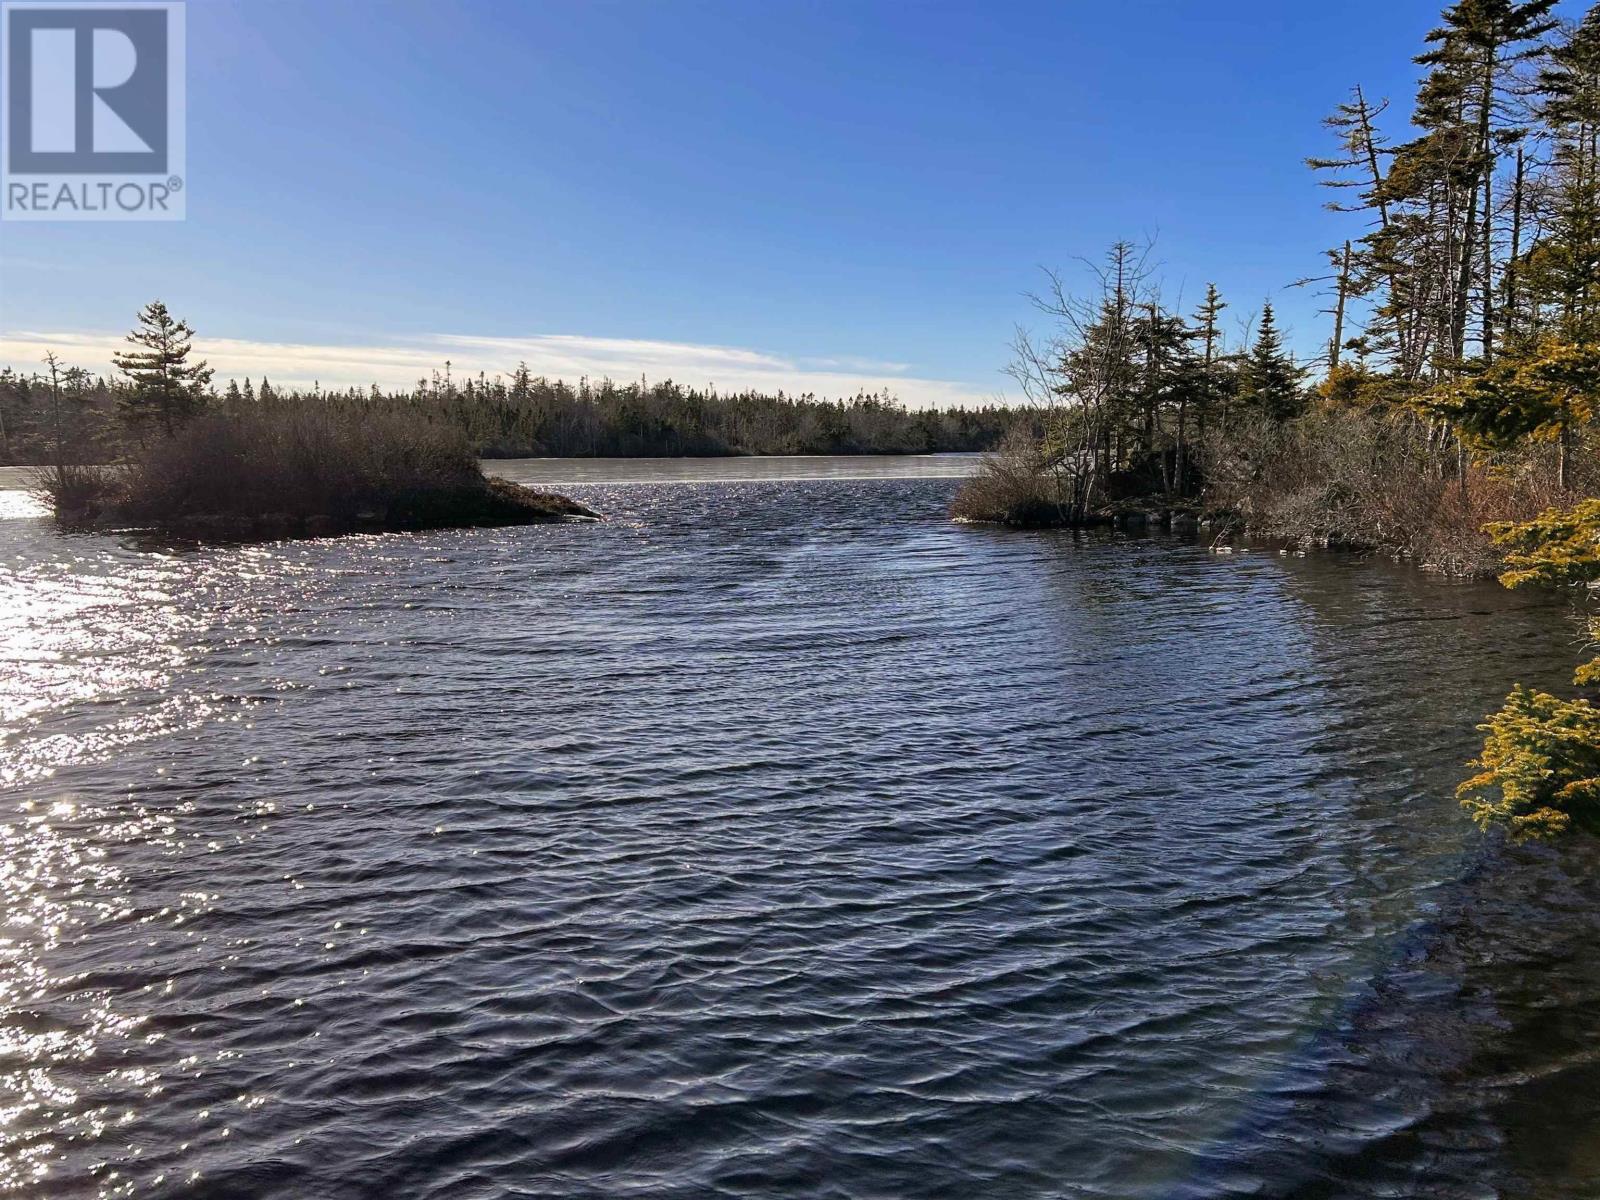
[2,455,1599,1199]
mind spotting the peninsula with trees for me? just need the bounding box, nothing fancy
[949,0,1600,841]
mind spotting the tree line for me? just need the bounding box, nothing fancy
[949,0,1600,840]
[1001,0,1599,523]
[1003,243,1308,522]
[0,305,1023,466]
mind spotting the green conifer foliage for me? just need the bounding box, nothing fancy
[1464,498,1600,837]
[111,301,214,435]
[1460,685,1600,837]
[1240,305,1305,422]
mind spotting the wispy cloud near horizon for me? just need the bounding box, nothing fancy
[0,329,1003,410]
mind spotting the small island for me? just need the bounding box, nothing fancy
[31,303,598,541]
[45,459,598,541]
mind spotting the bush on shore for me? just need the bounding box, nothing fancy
[1456,503,1600,838]
[953,408,1593,577]
[31,462,124,521]
[42,399,594,538]
[948,430,1070,525]
[1459,686,1600,840]
[1200,409,1592,575]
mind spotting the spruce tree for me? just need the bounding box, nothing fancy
[112,301,213,435]
[1309,88,1403,368]
[1241,304,1305,421]
[1191,283,1229,429]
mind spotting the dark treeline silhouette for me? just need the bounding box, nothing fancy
[0,360,1024,466]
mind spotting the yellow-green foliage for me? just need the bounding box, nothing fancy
[1465,500,1600,838]
[1316,364,1419,412]
[1430,338,1600,452]
[1486,500,1600,688]
[1576,634,1600,688]
[1459,686,1600,839]
[1488,497,1600,594]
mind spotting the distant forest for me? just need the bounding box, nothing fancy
[0,364,1024,465]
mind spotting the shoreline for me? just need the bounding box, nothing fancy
[0,451,986,493]
[36,467,600,544]
[954,497,1508,578]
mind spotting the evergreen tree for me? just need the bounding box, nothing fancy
[1240,305,1305,421]
[1414,0,1559,363]
[111,301,213,435]
[1529,8,1600,342]
[1309,89,1404,369]
[1190,283,1231,430]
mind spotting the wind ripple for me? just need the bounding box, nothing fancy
[1,475,1597,1199]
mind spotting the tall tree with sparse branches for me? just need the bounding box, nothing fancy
[112,300,213,436]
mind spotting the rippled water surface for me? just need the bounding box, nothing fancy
[4,460,1600,1199]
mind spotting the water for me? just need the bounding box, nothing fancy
[3,457,1599,1199]
[483,453,984,485]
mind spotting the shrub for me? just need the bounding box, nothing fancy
[949,429,1070,525]
[29,463,125,520]
[1459,501,1600,839]
[40,398,590,536]
[1204,409,1587,574]
[1488,498,1600,591]
[1485,499,1600,688]
[116,403,481,523]
[1459,686,1600,839]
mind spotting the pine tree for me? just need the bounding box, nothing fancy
[111,301,213,435]
[1309,88,1404,367]
[1240,304,1305,421]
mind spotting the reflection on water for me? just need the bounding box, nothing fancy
[0,455,980,514]
[1,465,1598,1198]
[485,452,983,485]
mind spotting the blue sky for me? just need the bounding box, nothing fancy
[0,0,1564,403]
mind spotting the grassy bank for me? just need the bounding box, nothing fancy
[36,399,596,540]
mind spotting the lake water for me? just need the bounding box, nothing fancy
[3,456,1600,1199]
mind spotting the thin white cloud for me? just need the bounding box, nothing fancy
[0,329,1001,409]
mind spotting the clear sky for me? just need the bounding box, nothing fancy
[0,0,1574,404]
